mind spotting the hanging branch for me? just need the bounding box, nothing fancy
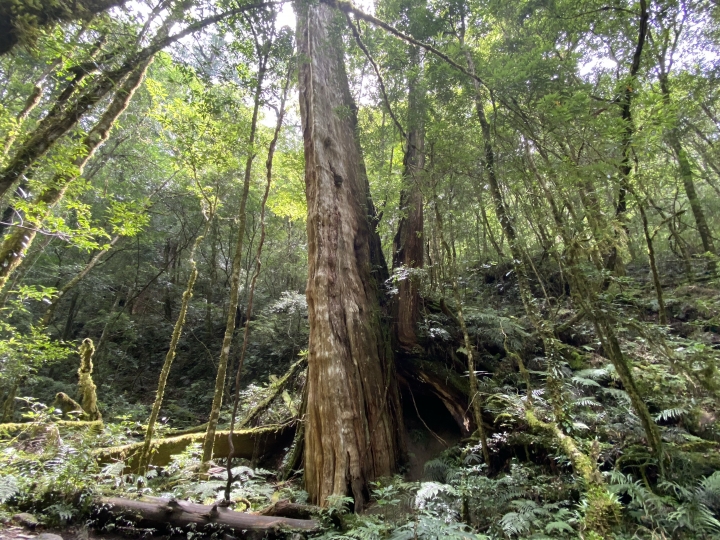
[326,0,489,90]
[225,64,292,501]
[344,13,406,140]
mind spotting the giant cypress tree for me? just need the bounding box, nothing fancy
[296,0,405,510]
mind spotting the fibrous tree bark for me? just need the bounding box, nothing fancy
[297,1,405,510]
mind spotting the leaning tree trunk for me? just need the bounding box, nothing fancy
[392,45,425,351]
[0,57,153,292]
[138,221,209,475]
[297,2,405,510]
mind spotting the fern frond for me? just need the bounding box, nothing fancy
[0,475,19,503]
[574,368,610,381]
[654,408,686,422]
[571,376,601,388]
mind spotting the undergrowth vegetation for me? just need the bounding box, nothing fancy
[1,268,719,539]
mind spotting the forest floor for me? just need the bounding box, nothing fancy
[2,256,720,539]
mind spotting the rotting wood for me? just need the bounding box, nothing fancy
[238,358,306,430]
[95,425,291,470]
[259,500,320,520]
[96,496,319,537]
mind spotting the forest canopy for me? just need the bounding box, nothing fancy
[0,0,719,539]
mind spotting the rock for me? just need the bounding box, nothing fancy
[12,513,39,528]
[37,534,64,540]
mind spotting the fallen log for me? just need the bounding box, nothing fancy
[259,500,320,520]
[0,420,103,438]
[97,496,319,539]
[94,424,292,470]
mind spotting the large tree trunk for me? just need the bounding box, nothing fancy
[297,2,405,510]
[392,46,424,351]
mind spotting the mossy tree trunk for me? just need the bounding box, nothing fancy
[0,0,126,55]
[0,57,154,292]
[78,339,101,421]
[297,1,405,510]
[138,220,210,475]
[202,36,270,464]
[225,64,291,500]
[658,71,716,258]
[606,0,648,274]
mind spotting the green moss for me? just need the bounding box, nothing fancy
[77,338,101,421]
[95,424,290,471]
[525,410,619,534]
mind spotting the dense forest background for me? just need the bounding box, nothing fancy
[0,0,720,538]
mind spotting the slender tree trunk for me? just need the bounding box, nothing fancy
[607,0,648,273]
[201,52,268,463]
[392,46,424,351]
[297,2,405,509]
[41,235,122,326]
[138,223,209,475]
[62,291,82,340]
[432,191,489,464]
[0,57,153,292]
[659,75,716,256]
[94,293,121,376]
[635,195,667,324]
[225,67,291,500]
